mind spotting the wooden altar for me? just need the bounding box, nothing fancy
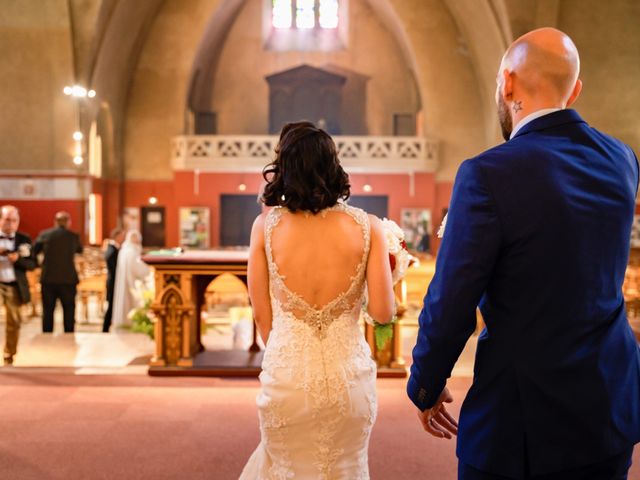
[142,249,408,377]
[142,250,263,376]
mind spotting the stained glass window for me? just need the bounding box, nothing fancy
[319,0,339,29]
[296,0,315,29]
[272,0,339,31]
[272,0,292,29]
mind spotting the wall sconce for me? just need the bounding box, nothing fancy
[73,156,83,166]
[148,196,158,205]
[238,183,247,191]
[363,183,373,192]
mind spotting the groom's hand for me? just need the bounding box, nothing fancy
[416,387,458,439]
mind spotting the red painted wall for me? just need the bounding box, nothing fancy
[91,178,122,239]
[3,171,456,250]
[121,171,454,250]
[3,199,85,242]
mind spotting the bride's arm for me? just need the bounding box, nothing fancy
[248,213,273,344]
[365,215,395,324]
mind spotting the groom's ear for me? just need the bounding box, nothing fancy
[501,69,514,100]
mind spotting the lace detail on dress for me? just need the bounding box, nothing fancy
[260,398,294,479]
[264,203,371,339]
[313,415,346,479]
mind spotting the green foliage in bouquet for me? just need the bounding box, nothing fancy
[130,301,154,339]
[129,287,155,339]
[374,318,396,350]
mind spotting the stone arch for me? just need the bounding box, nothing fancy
[187,0,247,116]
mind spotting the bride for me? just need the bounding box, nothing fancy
[240,122,395,479]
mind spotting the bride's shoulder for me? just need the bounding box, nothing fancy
[367,214,384,236]
[250,211,270,238]
[367,213,382,227]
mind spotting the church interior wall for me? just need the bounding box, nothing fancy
[209,0,419,136]
[123,0,225,182]
[0,0,77,172]
[556,0,640,151]
[1,0,638,248]
[120,171,436,248]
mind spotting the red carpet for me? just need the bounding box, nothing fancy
[0,373,636,479]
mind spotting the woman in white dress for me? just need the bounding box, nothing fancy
[112,229,150,328]
[240,122,395,479]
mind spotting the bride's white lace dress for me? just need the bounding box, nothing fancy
[240,203,378,479]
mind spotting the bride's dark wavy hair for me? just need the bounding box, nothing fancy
[261,121,351,214]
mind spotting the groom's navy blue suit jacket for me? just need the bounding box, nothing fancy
[407,109,640,478]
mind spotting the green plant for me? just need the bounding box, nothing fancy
[129,282,155,339]
[130,305,154,339]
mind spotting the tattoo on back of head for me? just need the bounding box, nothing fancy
[513,100,523,113]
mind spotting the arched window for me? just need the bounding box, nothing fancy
[272,0,339,30]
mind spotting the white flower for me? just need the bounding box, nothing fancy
[381,218,404,255]
[392,248,411,284]
[381,218,404,240]
[437,214,448,239]
[17,243,31,257]
[380,218,411,284]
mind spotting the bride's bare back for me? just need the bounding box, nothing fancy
[248,203,394,343]
[271,209,365,309]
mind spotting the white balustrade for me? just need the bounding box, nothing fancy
[172,135,438,173]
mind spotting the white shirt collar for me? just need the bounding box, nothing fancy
[510,108,562,139]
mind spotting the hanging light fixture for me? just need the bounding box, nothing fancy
[63,84,96,167]
[63,85,97,98]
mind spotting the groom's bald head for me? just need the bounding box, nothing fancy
[495,27,583,140]
[500,27,580,104]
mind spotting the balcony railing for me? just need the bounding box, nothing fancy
[172,135,438,173]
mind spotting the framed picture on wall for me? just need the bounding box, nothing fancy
[400,208,432,253]
[179,207,210,249]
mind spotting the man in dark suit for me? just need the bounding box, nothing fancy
[0,205,37,365]
[102,227,125,332]
[408,28,640,479]
[34,211,83,333]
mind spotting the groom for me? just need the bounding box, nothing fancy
[408,28,640,479]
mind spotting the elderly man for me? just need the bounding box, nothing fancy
[0,206,36,365]
[34,211,83,333]
[408,28,640,479]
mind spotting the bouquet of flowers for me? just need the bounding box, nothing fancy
[366,218,416,349]
[129,279,155,339]
[382,218,412,284]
